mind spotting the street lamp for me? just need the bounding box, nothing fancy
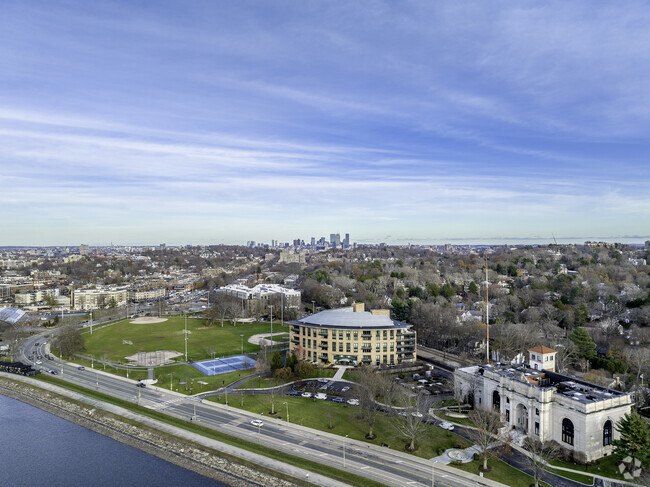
[311,301,315,314]
[283,401,289,423]
[432,460,437,487]
[343,434,349,467]
[268,305,273,352]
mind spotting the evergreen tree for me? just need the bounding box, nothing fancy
[569,326,596,359]
[270,351,283,370]
[468,281,479,295]
[614,411,650,468]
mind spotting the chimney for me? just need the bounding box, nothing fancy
[352,302,365,313]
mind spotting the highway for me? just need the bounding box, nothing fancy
[17,332,503,487]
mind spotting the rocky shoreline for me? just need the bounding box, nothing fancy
[0,378,299,487]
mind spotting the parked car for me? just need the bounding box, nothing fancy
[301,392,312,398]
[346,398,359,406]
[136,382,146,388]
[78,366,85,371]
[332,397,344,403]
[315,393,327,400]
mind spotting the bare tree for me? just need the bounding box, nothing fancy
[522,438,560,487]
[467,408,508,471]
[392,390,433,451]
[357,368,388,439]
[227,300,245,326]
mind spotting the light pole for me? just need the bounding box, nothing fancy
[268,305,273,352]
[311,301,315,314]
[432,460,437,487]
[283,401,289,423]
[184,312,188,362]
[343,434,348,467]
[240,334,244,355]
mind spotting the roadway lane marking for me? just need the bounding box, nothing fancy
[360,466,370,470]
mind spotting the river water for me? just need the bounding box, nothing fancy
[0,394,227,486]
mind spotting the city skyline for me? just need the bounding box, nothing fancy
[2,2,650,246]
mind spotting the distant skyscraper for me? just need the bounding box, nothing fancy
[330,233,341,248]
[310,237,315,246]
[79,244,89,256]
[344,233,350,247]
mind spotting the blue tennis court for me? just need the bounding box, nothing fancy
[191,355,257,376]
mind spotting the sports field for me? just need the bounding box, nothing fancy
[82,316,285,364]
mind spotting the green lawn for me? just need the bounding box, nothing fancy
[452,458,550,487]
[546,467,594,485]
[237,368,338,389]
[440,412,476,428]
[549,454,623,481]
[82,317,285,363]
[211,393,470,457]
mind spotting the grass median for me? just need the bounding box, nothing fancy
[32,374,388,487]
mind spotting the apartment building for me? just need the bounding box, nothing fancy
[289,303,416,366]
[71,286,128,310]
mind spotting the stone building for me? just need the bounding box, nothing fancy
[454,346,632,463]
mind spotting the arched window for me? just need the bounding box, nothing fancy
[492,390,500,410]
[603,420,612,446]
[562,418,574,446]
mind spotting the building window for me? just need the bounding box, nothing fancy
[390,343,394,351]
[376,330,380,339]
[535,408,539,416]
[346,343,350,352]
[603,420,612,446]
[505,410,510,422]
[375,343,380,352]
[383,343,387,352]
[353,343,358,352]
[346,331,351,340]
[353,331,358,340]
[506,397,510,404]
[339,343,343,352]
[535,422,539,435]
[383,330,387,339]
[390,330,394,338]
[562,418,574,446]
[338,330,343,339]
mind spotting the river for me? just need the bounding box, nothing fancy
[0,394,227,486]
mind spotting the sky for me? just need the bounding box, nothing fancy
[1,1,650,246]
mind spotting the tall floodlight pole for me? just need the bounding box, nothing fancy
[90,310,93,334]
[485,250,489,364]
[312,301,315,314]
[281,294,284,326]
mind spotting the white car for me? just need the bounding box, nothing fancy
[346,398,359,406]
[250,420,264,427]
[439,421,455,431]
[35,360,42,365]
[314,393,327,400]
[411,411,424,418]
[301,392,312,398]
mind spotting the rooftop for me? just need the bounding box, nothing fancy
[294,307,409,329]
[473,363,629,405]
[528,345,557,354]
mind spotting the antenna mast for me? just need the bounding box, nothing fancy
[485,249,489,364]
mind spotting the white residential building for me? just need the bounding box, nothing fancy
[454,346,632,463]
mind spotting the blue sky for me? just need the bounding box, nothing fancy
[2,1,649,246]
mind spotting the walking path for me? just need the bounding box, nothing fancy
[332,366,348,380]
[248,332,288,348]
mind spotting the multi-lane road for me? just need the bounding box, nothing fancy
[17,332,503,487]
